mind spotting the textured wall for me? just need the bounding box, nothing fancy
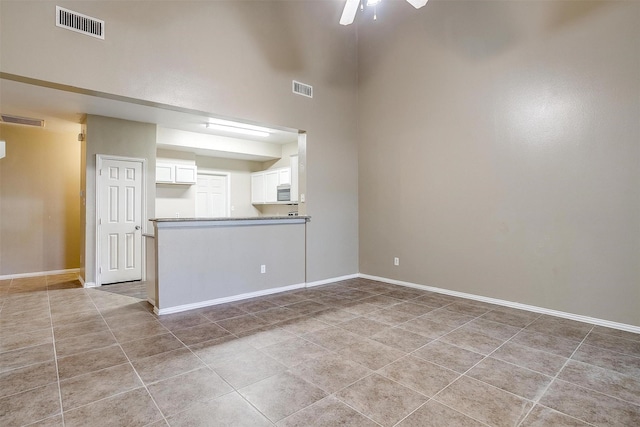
[0,124,81,275]
[358,1,640,326]
[0,0,359,283]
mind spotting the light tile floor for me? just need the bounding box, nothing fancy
[1,274,639,426]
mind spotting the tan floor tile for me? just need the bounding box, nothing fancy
[370,327,432,352]
[441,328,505,355]
[262,337,330,368]
[147,367,232,417]
[540,379,640,426]
[0,328,53,353]
[171,322,230,345]
[467,357,553,400]
[110,319,170,343]
[572,343,640,378]
[0,361,57,399]
[60,363,142,410]
[397,400,485,427]
[459,317,522,341]
[399,315,459,338]
[132,348,205,384]
[335,373,427,427]
[592,326,640,342]
[289,353,371,393]
[197,304,248,322]
[526,315,594,342]
[57,344,128,380]
[0,343,54,373]
[213,348,286,388]
[155,311,211,331]
[215,314,269,334]
[378,355,459,397]
[277,395,378,427]
[53,318,109,340]
[235,325,296,348]
[413,340,485,373]
[364,307,416,326]
[54,330,117,358]
[0,315,51,336]
[584,331,640,357]
[0,383,61,427]
[435,376,532,427]
[63,387,162,427]
[26,414,65,426]
[189,336,256,367]
[103,311,157,329]
[166,391,272,427]
[302,326,368,351]
[491,341,568,376]
[121,332,186,361]
[558,359,640,405]
[239,371,327,422]
[338,316,389,337]
[511,330,581,357]
[520,405,592,426]
[337,338,406,370]
[480,308,539,328]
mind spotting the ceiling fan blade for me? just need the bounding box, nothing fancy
[406,0,428,9]
[340,0,360,25]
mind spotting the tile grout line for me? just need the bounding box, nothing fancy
[46,276,67,427]
[85,289,169,426]
[515,324,596,427]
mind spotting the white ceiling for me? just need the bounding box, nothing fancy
[0,77,298,160]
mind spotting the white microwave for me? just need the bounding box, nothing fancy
[277,184,291,202]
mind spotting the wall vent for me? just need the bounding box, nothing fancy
[56,6,105,39]
[0,114,45,128]
[292,80,313,98]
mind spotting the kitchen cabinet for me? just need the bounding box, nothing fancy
[156,163,197,185]
[251,166,294,204]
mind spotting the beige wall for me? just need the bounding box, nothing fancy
[0,1,359,283]
[358,1,640,326]
[0,124,81,275]
[83,115,156,285]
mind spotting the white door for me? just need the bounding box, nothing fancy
[196,174,229,218]
[98,158,143,284]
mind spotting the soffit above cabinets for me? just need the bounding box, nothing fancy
[0,76,299,155]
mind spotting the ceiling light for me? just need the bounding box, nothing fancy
[206,123,269,138]
[206,118,274,134]
[0,140,5,159]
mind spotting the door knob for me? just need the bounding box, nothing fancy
[135,226,141,230]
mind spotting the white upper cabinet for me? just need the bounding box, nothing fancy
[251,166,296,204]
[156,163,197,185]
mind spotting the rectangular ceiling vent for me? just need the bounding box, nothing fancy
[56,6,105,39]
[1,114,45,128]
[292,80,313,98]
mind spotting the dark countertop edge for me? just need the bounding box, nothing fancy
[150,216,310,223]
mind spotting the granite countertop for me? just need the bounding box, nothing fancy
[150,216,310,222]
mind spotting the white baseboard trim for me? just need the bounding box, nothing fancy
[359,274,640,334]
[155,282,307,315]
[0,268,80,281]
[83,281,97,288]
[306,274,359,288]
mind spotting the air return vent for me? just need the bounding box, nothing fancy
[292,80,313,98]
[56,6,104,39]
[1,114,45,128]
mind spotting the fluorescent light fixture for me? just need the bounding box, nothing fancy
[205,123,269,138]
[0,140,5,159]
[207,118,273,133]
[366,0,382,6]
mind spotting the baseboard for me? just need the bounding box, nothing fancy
[359,274,640,334]
[0,268,80,281]
[155,282,307,315]
[306,274,359,288]
[83,281,97,288]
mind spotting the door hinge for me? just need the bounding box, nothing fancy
[99,267,102,274]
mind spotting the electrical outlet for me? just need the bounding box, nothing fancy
[394,257,400,266]
[260,265,266,274]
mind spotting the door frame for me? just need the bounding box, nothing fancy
[196,170,231,217]
[95,154,147,287]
